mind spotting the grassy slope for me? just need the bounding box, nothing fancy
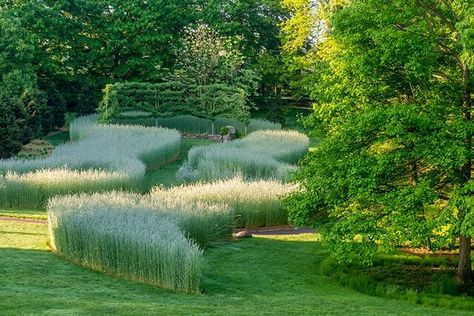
[1,221,471,316]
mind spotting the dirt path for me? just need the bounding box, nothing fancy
[234,225,315,236]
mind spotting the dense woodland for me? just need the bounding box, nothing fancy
[0,0,287,157]
[1,0,474,306]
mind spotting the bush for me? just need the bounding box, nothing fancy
[151,177,295,228]
[47,191,234,292]
[177,130,309,182]
[0,115,181,208]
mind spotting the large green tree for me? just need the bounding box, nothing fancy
[173,24,252,132]
[284,0,474,284]
[0,12,49,156]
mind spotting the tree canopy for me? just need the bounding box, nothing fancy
[284,0,474,284]
[0,0,286,156]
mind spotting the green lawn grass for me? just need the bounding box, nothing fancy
[1,220,471,316]
[144,138,213,189]
[45,130,70,146]
[0,208,47,220]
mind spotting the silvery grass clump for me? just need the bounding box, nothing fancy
[48,192,233,293]
[112,113,281,135]
[246,119,281,133]
[0,115,181,208]
[151,177,296,228]
[177,130,309,182]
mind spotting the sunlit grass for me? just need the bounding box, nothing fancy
[0,115,181,208]
[151,177,295,228]
[177,130,309,182]
[47,191,234,292]
[1,220,468,315]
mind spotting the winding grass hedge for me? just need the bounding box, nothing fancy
[112,113,282,135]
[0,115,181,208]
[48,192,234,293]
[177,130,309,182]
[151,177,295,228]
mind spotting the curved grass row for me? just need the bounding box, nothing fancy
[177,130,309,182]
[113,113,282,135]
[47,192,234,293]
[0,115,181,208]
[151,177,296,228]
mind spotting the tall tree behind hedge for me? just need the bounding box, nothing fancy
[283,0,474,284]
[174,24,254,132]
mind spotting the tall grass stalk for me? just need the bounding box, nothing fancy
[0,115,181,208]
[47,192,233,293]
[177,130,309,182]
[112,113,281,135]
[151,177,295,228]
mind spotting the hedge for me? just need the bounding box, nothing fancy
[98,82,250,125]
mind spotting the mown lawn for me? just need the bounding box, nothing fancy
[143,138,212,189]
[1,220,472,316]
[0,208,47,220]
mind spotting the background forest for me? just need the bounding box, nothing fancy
[0,0,289,157]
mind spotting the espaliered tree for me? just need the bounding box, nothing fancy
[283,0,474,284]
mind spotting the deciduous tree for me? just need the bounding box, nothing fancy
[284,0,474,284]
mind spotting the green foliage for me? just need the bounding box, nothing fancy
[0,101,21,159]
[0,13,50,157]
[98,82,250,124]
[321,254,474,311]
[284,0,474,280]
[173,24,259,104]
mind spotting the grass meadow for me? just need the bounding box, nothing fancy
[1,220,471,315]
[0,112,472,314]
[0,115,180,208]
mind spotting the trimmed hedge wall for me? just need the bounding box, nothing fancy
[98,82,250,124]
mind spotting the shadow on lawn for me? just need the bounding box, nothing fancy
[0,236,325,298]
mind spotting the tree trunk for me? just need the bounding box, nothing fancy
[457,63,473,284]
[457,236,473,284]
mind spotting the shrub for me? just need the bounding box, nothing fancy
[151,177,295,228]
[177,130,309,182]
[47,191,234,292]
[0,115,181,208]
